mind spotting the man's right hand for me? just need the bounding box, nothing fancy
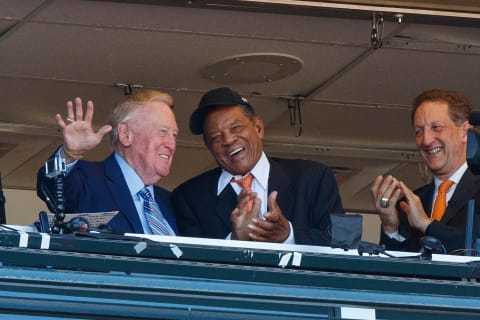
[231,188,260,240]
[56,97,112,163]
[370,175,403,234]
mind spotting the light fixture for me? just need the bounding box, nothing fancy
[201,53,303,84]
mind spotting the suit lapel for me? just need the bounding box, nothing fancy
[267,159,294,218]
[104,154,144,233]
[417,182,435,216]
[207,168,236,230]
[443,170,480,223]
[215,184,238,229]
[203,167,249,231]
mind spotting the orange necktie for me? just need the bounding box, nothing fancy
[231,173,254,210]
[431,180,454,221]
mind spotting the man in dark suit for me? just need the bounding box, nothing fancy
[37,90,178,235]
[371,89,480,253]
[172,87,344,245]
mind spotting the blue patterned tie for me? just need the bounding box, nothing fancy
[138,187,174,236]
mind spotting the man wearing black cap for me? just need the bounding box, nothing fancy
[172,87,344,245]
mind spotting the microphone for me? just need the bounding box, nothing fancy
[447,200,456,207]
[63,217,90,233]
[419,236,444,259]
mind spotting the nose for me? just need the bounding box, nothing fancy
[222,130,236,145]
[164,132,176,150]
[419,128,435,146]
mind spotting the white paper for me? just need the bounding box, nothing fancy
[42,211,118,228]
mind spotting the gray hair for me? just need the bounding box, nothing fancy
[108,90,174,150]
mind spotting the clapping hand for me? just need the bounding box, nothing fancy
[248,191,290,243]
[231,187,260,240]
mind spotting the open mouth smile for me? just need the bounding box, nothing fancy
[229,147,244,157]
[425,146,443,155]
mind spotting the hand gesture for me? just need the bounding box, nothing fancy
[398,181,430,232]
[56,97,112,162]
[370,175,403,234]
[231,188,260,240]
[248,191,290,243]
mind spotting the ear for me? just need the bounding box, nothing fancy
[462,120,471,135]
[118,122,133,147]
[460,120,471,144]
[254,116,264,139]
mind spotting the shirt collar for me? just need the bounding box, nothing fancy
[217,152,269,195]
[433,162,468,188]
[114,152,147,196]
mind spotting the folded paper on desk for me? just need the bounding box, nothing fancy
[40,211,118,228]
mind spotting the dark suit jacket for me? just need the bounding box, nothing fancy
[381,169,480,253]
[172,157,344,245]
[36,152,178,234]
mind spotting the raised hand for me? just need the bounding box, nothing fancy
[370,175,403,234]
[56,97,112,163]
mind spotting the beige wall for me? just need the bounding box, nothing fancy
[4,189,49,226]
[4,188,381,243]
[357,213,381,243]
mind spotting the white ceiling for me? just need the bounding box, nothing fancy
[0,0,479,213]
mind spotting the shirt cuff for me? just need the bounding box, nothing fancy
[385,230,406,242]
[57,146,78,173]
[282,221,296,244]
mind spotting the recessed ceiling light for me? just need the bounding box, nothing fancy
[201,53,303,83]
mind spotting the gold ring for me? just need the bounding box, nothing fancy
[66,117,74,123]
[380,197,390,208]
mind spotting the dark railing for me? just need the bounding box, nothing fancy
[0,229,479,319]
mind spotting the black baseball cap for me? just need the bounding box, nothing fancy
[189,87,254,135]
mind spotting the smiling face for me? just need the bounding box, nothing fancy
[203,105,264,176]
[118,100,178,185]
[414,100,468,180]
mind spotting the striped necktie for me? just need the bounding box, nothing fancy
[138,187,174,236]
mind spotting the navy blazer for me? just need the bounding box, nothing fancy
[36,153,178,235]
[172,157,345,245]
[381,169,480,253]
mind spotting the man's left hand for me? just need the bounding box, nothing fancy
[398,181,431,232]
[248,191,290,242]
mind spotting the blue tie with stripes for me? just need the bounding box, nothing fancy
[138,187,174,236]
